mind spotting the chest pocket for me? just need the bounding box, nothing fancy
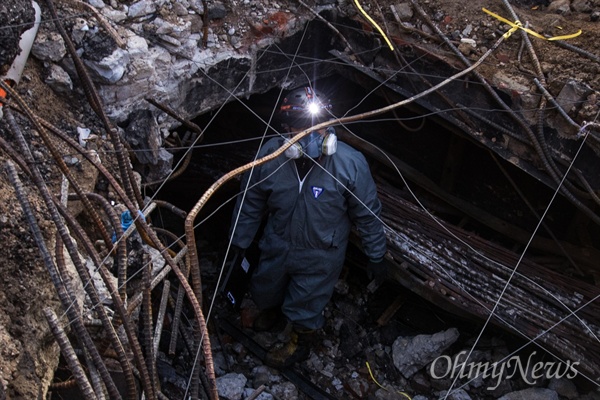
[301,183,349,249]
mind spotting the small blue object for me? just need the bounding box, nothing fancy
[111,210,145,243]
[120,210,134,230]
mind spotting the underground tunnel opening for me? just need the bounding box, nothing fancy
[135,73,600,398]
[150,73,591,274]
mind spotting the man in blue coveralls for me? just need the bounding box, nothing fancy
[229,86,388,368]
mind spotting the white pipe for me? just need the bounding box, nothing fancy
[2,1,41,86]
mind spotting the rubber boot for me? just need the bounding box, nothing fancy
[253,308,286,332]
[264,327,315,368]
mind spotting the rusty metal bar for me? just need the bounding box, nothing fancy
[153,281,171,361]
[142,253,158,399]
[42,0,143,208]
[44,308,97,400]
[3,117,124,399]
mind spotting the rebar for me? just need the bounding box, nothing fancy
[377,183,600,378]
[127,245,188,316]
[456,103,527,142]
[182,27,516,400]
[42,0,143,208]
[7,82,219,400]
[145,98,203,137]
[43,307,97,400]
[5,125,145,399]
[153,200,188,219]
[49,379,78,390]
[148,228,190,356]
[0,82,114,250]
[3,116,124,399]
[73,192,128,301]
[532,78,581,132]
[550,37,600,64]
[513,12,600,208]
[53,196,138,400]
[5,107,136,398]
[489,152,583,275]
[2,37,201,400]
[142,253,158,399]
[169,250,192,356]
[81,346,107,400]
[153,281,171,361]
[142,130,198,188]
[94,254,157,400]
[409,0,600,227]
[61,0,126,48]
[500,0,544,79]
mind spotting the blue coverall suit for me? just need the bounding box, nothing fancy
[231,136,387,330]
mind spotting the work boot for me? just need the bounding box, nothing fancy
[253,308,286,332]
[263,327,316,368]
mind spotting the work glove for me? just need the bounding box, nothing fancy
[367,258,388,284]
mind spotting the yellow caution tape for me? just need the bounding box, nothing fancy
[353,0,394,51]
[365,362,412,399]
[483,8,582,40]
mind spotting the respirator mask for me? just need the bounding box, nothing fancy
[284,127,337,159]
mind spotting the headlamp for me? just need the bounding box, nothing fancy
[307,102,321,116]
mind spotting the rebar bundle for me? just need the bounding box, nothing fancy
[378,181,600,381]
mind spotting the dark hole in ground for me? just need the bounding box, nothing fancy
[49,72,595,399]
[133,73,595,398]
[154,73,582,263]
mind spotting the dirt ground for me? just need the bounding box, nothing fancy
[428,0,600,91]
[1,0,600,398]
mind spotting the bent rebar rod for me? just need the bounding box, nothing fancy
[142,253,159,398]
[54,239,107,400]
[3,121,124,400]
[410,0,600,226]
[185,18,515,292]
[72,192,128,302]
[0,81,114,250]
[5,165,118,398]
[44,307,97,400]
[4,109,137,399]
[54,198,147,400]
[154,281,171,362]
[10,100,177,273]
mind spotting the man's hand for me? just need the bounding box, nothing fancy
[367,258,387,284]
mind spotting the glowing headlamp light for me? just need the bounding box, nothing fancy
[307,102,321,115]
